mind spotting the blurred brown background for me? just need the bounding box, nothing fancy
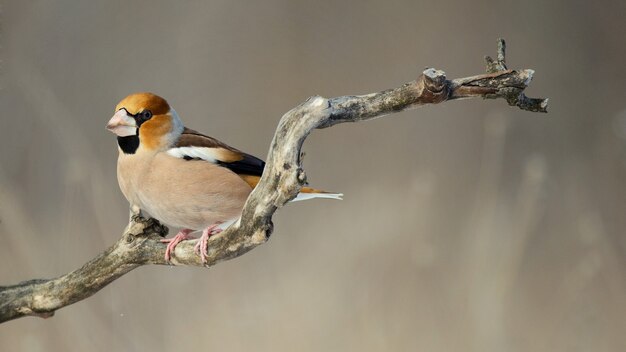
[1,1,626,351]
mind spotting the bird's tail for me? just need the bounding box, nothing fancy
[239,175,343,201]
[292,186,343,202]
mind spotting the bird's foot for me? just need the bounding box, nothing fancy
[194,223,223,264]
[160,229,195,262]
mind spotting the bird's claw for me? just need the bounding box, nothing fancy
[161,229,195,263]
[194,224,223,264]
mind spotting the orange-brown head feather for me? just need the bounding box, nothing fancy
[113,92,183,151]
[139,115,174,150]
[115,92,170,116]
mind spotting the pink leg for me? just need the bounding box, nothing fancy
[160,229,195,262]
[194,223,223,263]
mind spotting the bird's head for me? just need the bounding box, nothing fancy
[107,92,184,153]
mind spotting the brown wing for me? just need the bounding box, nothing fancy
[168,127,266,177]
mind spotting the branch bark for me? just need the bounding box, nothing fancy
[0,39,547,323]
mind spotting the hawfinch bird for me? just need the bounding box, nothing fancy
[106,92,341,263]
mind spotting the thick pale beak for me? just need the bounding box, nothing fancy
[106,109,137,137]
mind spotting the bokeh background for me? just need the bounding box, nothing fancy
[2,1,626,351]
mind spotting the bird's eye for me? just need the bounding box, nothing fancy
[133,110,153,127]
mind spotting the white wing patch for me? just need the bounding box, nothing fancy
[167,147,220,163]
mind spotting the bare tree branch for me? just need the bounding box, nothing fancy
[0,39,547,323]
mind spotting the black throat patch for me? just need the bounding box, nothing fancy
[117,133,140,154]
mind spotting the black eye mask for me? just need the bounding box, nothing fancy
[121,108,153,127]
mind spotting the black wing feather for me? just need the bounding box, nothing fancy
[216,154,265,176]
